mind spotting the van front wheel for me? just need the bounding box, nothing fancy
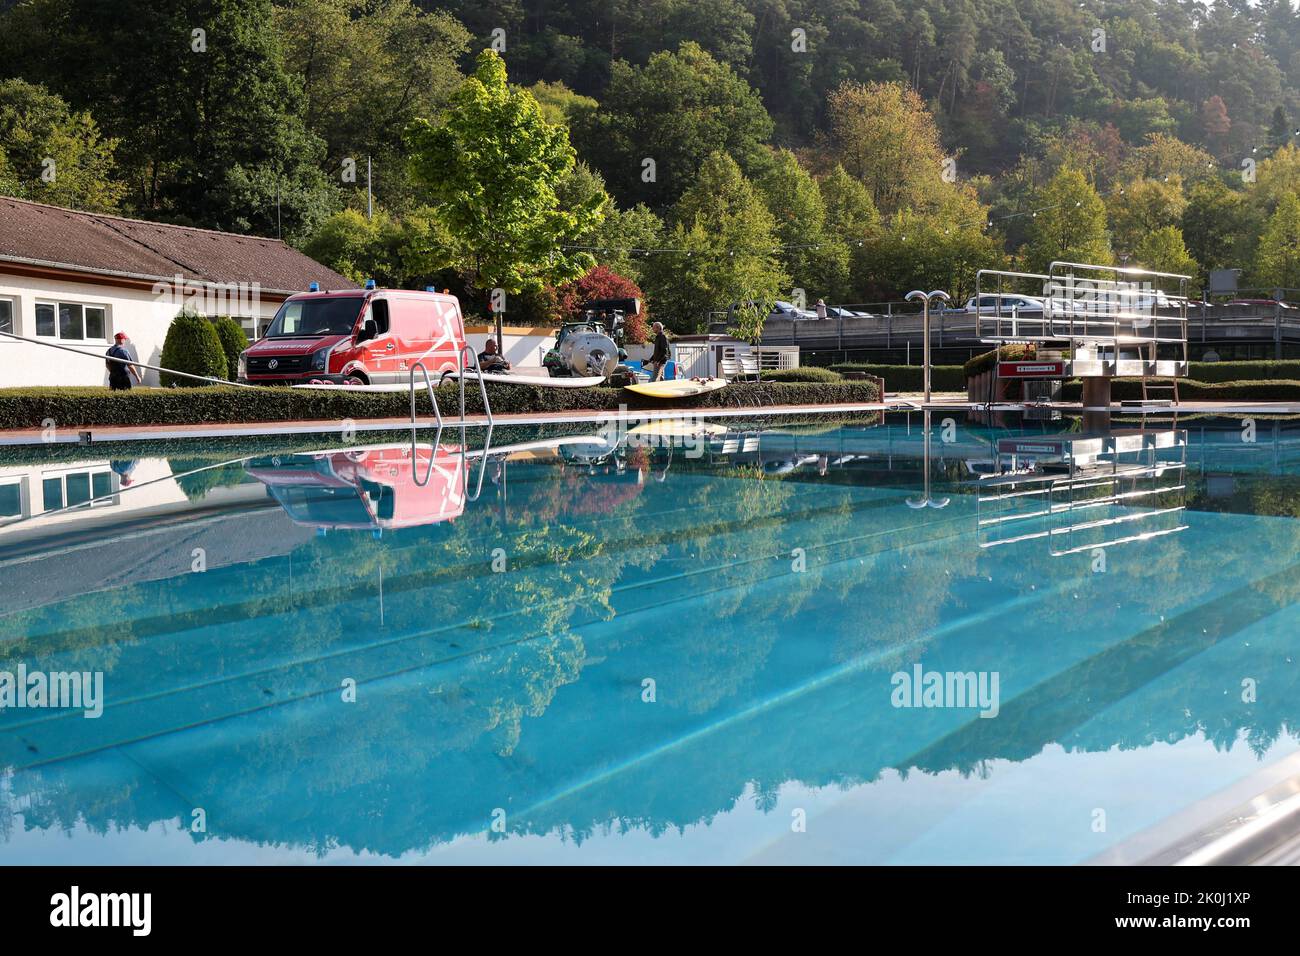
[345,374,367,387]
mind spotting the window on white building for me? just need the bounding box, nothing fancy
[0,298,13,336]
[0,479,22,518]
[35,301,108,341]
[41,469,113,511]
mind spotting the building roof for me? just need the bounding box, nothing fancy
[0,196,357,294]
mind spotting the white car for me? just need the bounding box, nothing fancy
[960,294,1046,314]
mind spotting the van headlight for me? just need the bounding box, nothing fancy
[310,346,330,371]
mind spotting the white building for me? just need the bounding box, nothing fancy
[0,196,355,387]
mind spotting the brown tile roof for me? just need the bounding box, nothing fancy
[0,196,357,293]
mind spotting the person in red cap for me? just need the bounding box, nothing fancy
[106,332,142,390]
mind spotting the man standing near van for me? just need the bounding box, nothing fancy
[648,321,670,382]
[106,332,142,390]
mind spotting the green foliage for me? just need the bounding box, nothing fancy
[275,0,470,214]
[0,380,880,429]
[759,367,843,383]
[1022,167,1111,271]
[0,78,125,211]
[1254,192,1300,289]
[210,316,250,383]
[300,207,413,287]
[755,149,849,300]
[643,152,787,333]
[828,364,968,392]
[571,41,773,210]
[1132,225,1198,280]
[406,50,602,309]
[159,311,228,387]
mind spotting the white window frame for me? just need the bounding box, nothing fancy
[39,466,117,513]
[0,296,16,343]
[33,299,111,344]
[0,476,26,523]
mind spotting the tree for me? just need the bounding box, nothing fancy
[819,164,882,301]
[1254,192,1300,290]
[0,0,339,238]
[276,0,469,214]
[1201,96,1232,156]
[570,41,773,210]
[406,50,602,313]
[1109,177,1186,255]
[755,149,849,301]
[210,316,250,382]
[826,81,948,218]
[1182,179,1249,280]
[643,152,786,333]
[0,79,125,211]
[1132,226,1198,280]
[159,311,227,386]
[583,203,664,283]
[554,266,650,344]
[301,207,410,287]
[1022,167,1111,272]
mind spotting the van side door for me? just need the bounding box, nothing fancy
[363,297,393,382]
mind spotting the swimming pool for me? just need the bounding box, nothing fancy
[2,411,1298,864]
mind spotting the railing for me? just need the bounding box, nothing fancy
[408,361,443,431]
[407,346,493,430]
[0,327,259,387]
[975,430,1188,555]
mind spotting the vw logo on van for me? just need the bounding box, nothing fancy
[267,359,279,370]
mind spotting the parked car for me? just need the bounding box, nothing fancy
[1225,298,1296,309]
[958,294,1046,314]
[239,287,466,385]
[825,306,871,318]
[727,300,819,322]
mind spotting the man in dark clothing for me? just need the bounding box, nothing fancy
[106,332,142,390]
[477,337,511,373]
[648,322,670,382]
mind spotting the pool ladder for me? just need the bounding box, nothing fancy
[408,345,494,430]
[409,346,493,498]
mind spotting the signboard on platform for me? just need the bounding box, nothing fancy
[997,440,1066,456]
[998,361,1064,378]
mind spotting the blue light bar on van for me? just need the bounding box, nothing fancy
[364,279,376,290]
[309,281,319,292]
[425,286,435,292]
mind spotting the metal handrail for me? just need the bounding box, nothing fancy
[408,361,443,430]
[458,345,493,427]
[410,420,444,488]
[0,327,258,387]
[460,422,494,502]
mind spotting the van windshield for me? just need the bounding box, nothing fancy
[264,297,364,338]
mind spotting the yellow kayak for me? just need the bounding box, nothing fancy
[624,378,728,398]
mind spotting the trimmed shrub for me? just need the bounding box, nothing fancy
[210,316,250,382]
[1059,378,1300,402]
[0,380,881,430]
[159,311,228,386]
[828,363,966,391]
[760,367,843,383]
[1187,361,1300,383]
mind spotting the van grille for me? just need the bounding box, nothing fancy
[247,355,309,374]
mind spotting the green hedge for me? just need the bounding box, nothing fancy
[210,316,250,383]
[827,363,966,392]
[0,379,880,430]
[1060,378,1300,401]
[1187,361,1300,383]
[760,367,843,383]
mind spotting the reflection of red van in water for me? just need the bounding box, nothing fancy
[245,445,465,531]
[239,288,466,385]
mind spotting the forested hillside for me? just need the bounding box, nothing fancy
[3,0,1300,331]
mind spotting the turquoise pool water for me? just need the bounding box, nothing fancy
[1,412,1299,864]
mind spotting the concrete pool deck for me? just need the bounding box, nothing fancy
[1,396,1298,445]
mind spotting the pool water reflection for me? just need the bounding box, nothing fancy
[1,412,1299,864]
